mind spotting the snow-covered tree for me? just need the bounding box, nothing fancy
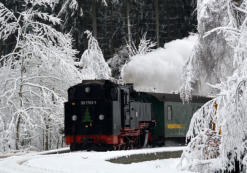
[108,33,155,81]
[57,0,82,18]
[126,33,156,58]
[77,31,111,79]
[107,46,129,79]
[0,1,81,152]
[108,33,155,79]
[179,0,247,172]
[180,0,235,101]
[57,0,108,37]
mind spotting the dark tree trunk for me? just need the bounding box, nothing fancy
[126,0,131,44]
[92,0,97,38]
[154,0,160,47]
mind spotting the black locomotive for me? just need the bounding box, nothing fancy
[65,80,155,151]
[64,80,211,151]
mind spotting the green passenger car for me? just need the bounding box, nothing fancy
[136,93,211,146]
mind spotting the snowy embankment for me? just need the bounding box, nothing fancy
[0,147,192,173]
[122,34,197,93]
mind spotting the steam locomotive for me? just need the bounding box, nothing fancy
[64,80,210,151]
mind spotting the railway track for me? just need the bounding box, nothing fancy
[43,147,183,164]
[39,148,70,155]
[108,150,183,164]
[40,146,184,164]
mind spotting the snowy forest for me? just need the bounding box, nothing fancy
[1,0,247,172]
[0,0,196,153]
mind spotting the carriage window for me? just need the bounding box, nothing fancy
[167,105,172,120]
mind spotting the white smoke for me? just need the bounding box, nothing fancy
[121,34,198,93]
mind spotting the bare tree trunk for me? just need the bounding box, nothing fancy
[49,125,52,149]
[0,41,2,64]
[109,3,113,56]
[126,0,131,44]
[60,136,63,148]
[154,0,160,47]
[43,129,45,150]
[16,55,25,150]
[57,136,59,149]
[92,0,97,38]
[16,116,21,150]
[45,116,49,150]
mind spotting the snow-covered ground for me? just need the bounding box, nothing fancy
[0,147,192,173]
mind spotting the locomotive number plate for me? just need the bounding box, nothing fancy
[81,101,97,105]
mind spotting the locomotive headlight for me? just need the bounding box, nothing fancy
[72,115,77,121]
[99,114,104,120]
[85,87,90,93]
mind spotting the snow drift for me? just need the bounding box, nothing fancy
[121,34,197,93]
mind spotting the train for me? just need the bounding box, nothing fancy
[64,80,211,151]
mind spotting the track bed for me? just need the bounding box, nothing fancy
[108,150,183,164]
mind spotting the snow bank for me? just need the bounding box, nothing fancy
[121,34,197,93]
[0,147,190,173]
